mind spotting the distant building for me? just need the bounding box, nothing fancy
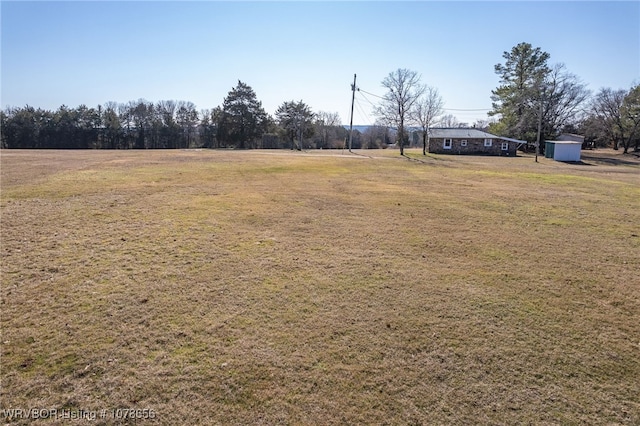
[557,133,585,143]
[558,133,591,150]
[427,128,524,156]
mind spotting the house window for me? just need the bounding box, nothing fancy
[501,142,509,151]
[484,138,493,147]
[461,140,468,147]
[444,139,452,149]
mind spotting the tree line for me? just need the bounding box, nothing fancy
[2,42,639,153]
[486,42,639,154]
[0,81,351,150]
[372,42,639,155]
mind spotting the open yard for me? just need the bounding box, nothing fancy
[1,148,639,424]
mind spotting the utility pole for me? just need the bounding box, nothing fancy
[535,89,543,163]
[348,74,356,152]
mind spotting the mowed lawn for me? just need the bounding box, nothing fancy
[1,148,639,425]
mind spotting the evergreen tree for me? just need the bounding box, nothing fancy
[218,81,269,149]
[489,42,550,142]
[275,100,314,150]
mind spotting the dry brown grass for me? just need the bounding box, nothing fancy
[1,148,639,425]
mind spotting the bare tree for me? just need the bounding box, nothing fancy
[438,114,459,128]
[316,111,341,127]
[590,85,640,153]
[472,119,492,131]
[176,101,199,148]
[314,111,342,148]
[411,86,444,155]
[157,100,177,127]
[362,125,390,149]
[375,69,425,155]
[540,63,590,139]
[590,88,626,150]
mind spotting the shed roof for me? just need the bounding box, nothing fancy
[545,140,583,145]
[557,133,585,142]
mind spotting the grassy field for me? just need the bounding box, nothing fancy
[1,148,639,425]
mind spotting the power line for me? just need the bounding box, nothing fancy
[357,87,492,112]
[354,96,374,125]
[444,108,491,112]
[358,88,385,100]
[357,91,377,108]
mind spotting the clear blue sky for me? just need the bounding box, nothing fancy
[2,1,638,125]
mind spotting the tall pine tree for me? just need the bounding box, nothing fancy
[218,81,269,149]
[489,42,550,142]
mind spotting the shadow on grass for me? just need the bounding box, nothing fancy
[561,160,595,166]
[580,153,640,167]
[401,153,450,164]
[348,151,374,159]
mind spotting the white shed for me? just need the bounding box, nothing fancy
[544,141,582,162]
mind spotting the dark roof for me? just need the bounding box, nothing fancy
[428,128,525,143]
